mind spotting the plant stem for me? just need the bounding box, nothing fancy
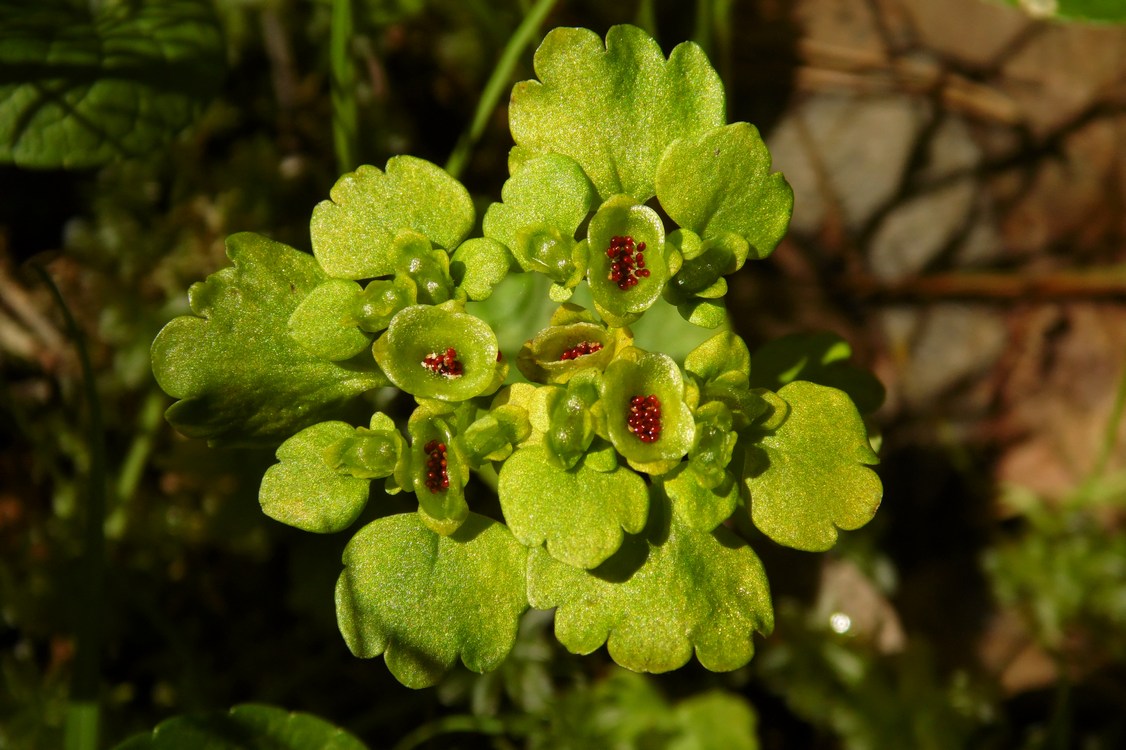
[33,266,106,750]
[444,0,558,179]
[331,0,359,174]
[391,715,515,750]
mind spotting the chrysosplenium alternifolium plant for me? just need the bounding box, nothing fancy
[152,25,883,689]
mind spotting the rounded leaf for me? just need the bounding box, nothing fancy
[287,279,371,361]
[510,25,725,201]
[742,381,882,551]
[259,422,372,533]
[529,508,773,674]
[656,123,793,260]
[335,513,529,688]
[499,446,649,569]
[310,156,474,279]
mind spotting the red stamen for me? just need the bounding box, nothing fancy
[606,235,650,291]
[423,439,450,493]
[422,347,464,377]
[559,340,604,361]
[627,394,662,443]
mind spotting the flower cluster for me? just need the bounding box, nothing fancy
[151,23,882,690]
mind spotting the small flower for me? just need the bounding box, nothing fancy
[373,302,505,401]
[602,347,695,475]
[586,196,667,327]
[516,303,632,384]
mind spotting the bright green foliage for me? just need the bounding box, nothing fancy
[483,154,597,296]
[152,23,883,689]
[288,279,370,361]
[449,238,513,301]
[112,703,368,750]
[0,0,223,168]
[310,156,475,279]
[744,381,881,551]
[373,302,504,402]
[1002,0,1126,22]
[657,124,793,261]
[509,25,724,202]
[151,233,386,445]
[259,421,374,533]
[529,499,773,673]
[499,446,648,568]
[336,513,529,689]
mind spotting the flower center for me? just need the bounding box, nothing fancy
[627,394,662,443]
[422,347,464,377]
[559,341,604,361]
[423,439,450,493]
[606,235,650,290]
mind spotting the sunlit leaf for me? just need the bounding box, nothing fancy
[529,500,773,673]
[498,445,649,569]
[510,25,724,202]
[743,381,881,551]
[336,513,528,688]
[151,233,385,445]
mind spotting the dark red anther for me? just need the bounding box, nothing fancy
[422,347,464,377]
[423,439,450,493]
[627,393,662,443]
[559,340,604,361]
[606,235,650,291]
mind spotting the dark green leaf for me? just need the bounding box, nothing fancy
[151,233,385,445]
[0,0,223,168]
[111,703,367,750]
[336,513,529,688]
[749,332,885,413]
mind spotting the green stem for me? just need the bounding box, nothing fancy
[33,266,106,750]
[444,0,559,179]
[391,715,515,750]
[331,0,359,174]
[106,389,166,538]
